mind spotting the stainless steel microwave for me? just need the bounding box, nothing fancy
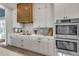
[55,23,79,39]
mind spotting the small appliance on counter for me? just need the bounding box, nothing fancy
[34,30,37,34]
[13,27,22,33]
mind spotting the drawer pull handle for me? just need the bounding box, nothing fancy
[38,41,40,43]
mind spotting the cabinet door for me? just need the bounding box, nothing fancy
[39,38,49,55]
[10,36,16,46]
[46,4,54,27]
[65,3,79,19]
[33,4,48,28]
[32,37,49,55]
[33,4,42,28]
[23,36,33,50]
[8,35,13,45]
[15,36,21,47]
[10,36,17,47]
[10,35,21,48]
[48,39,57,56]
[12,8,17,28]
[54,3,65,20]
[17,3,32,23]
[30,36,39,51]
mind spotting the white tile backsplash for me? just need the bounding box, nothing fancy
[20,23,34,34]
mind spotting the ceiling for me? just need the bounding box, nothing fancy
[0,3,17,9]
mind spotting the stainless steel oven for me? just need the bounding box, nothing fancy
[55,19,79,56]
[56,39,77,52]
[56,38,79,56]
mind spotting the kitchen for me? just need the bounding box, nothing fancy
[0,3,79,56]
[8,3,56,56]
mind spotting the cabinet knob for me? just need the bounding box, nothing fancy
[38,41,41,43]
[21,40,23,41]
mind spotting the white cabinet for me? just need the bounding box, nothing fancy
[8,35,12,45]
[23,36,33,50]
[65,3,79,19]
[9,35,21,47]
[9,36,17,46]
[12,8,17,28]
[33,4,54,28]
[48,39,57,55]
[17,36,24,48]
[37,38,49,55]
[8,35,24,48]
[55,3,79,20]
[12,7,21,28]
[33,3,47,28]
[14,36,22,48]
[30,37,39,51]
[54,3,65,20]
[8,34,56,55]
[31,37,49,55]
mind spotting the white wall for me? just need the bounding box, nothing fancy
[0,4,13,45]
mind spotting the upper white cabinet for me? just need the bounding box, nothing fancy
[12,8,17,28]
[54,3,65,20]
[33,3,54,28]
[65,3,79,19]
[31,37,49,55]
[12,7,22,28]
[54,3,79,20]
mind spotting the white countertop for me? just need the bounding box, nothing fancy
[9,33,54,39]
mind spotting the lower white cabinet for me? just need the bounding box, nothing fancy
[23,36,33,50]
[32,37,49,55]
[8,35,56,55]
[24,36,49,55]
[39,38,49,55]
[9,35,22,48]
